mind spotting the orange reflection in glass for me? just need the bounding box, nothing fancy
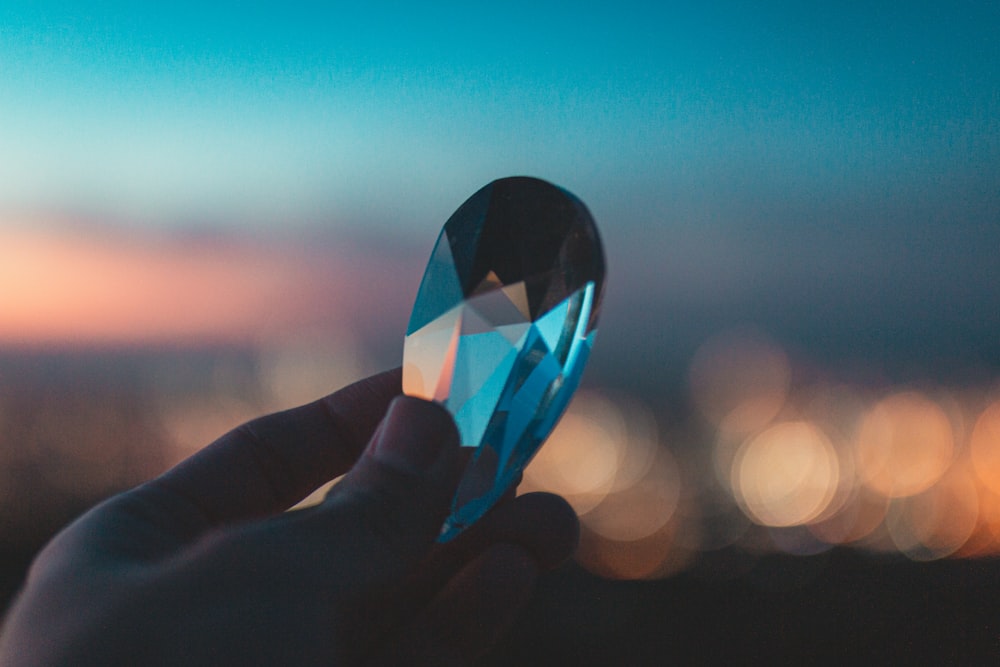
[855,392,954,498]
[732,421,840,527]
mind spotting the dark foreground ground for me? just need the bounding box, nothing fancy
[4,537,998,664]
[486,550,1000,665]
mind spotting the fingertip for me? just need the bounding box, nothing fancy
[149,367,407,529]
[311,395,462,577]
[505,492,580,569]
[367,395,459,476]
[447,492,580,571]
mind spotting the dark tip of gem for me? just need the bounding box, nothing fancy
[447,176,605,324]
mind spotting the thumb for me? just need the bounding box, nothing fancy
[306,395,463,585]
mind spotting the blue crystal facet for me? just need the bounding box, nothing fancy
[402,177,606,541]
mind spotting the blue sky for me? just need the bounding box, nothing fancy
[1,1,997,235]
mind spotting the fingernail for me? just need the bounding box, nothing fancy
[371,396,458,475]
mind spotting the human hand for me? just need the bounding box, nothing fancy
[0,368,579,666]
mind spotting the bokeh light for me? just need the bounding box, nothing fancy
[576,518,693,582]
[581,446,681,542]
[522,391,692,579]
[2,223,1000,585]
[970,400,1000,495]
[522,392,625,515]
[808,486,889,547]
[731,421,839,528]
[158,393,261,466]
[962,486,1000,558]
[259,329,374,410]
[5,294,1000,576]
[855,392,955,499]
[886,463,980,561]
[689,329,790,436]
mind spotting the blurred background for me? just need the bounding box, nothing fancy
[2,1,999,662]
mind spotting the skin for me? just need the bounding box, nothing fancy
[0,368,579,666]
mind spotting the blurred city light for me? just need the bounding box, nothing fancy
[689,329,790,436]
[731,421,839,528]
[971,401,1000,495]
[2,226,1000,582]
[855,392,955,499]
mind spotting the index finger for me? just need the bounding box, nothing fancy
[145,367,402,530]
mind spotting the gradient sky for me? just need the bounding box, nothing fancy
[2,1,997,235]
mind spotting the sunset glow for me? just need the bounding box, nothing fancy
[0,225,339,346]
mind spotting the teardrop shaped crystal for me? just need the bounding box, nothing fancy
[403,176,606,541]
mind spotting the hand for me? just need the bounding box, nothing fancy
[0,368,579,666]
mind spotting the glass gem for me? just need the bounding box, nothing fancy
[402,176,606,541]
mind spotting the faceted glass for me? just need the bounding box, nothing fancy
[403,176,605,541]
